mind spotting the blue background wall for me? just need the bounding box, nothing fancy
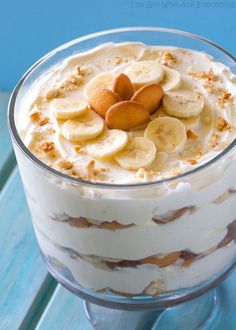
[0,0,235,90]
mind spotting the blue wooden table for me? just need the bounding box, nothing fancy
[0,92,236,329]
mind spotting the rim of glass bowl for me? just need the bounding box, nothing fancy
[8,27,236,190]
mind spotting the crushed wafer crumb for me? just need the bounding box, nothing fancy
[185,150,202,165]
[61,74,83,92]
[170,168,183,176]
[186,158,198,165]
[106,56,127,65]
[203,80,214,92]
[87,160,97,180]
[218,92,232,107]
[195,150,203,159]
[217,87,228,94]
[135,168,155,181]
[159,51,177,67]
[45,65,85,101]
[183,149,203,165]
[45,88,64,101]
[189,68,217,92]
[187,129,198,141]
[85,160,109,181]
[216,117,231,132]
[70,169,87,181]
[188,68,217,81]
[28,107,41,122]
[56,159,74,170]
[74,146,82,153]
[38,117,49,126]
[76,65,93,76]
[209,134,220,148]
[100,167,109,173]
[70,170,77,176]
[38,141,55,153]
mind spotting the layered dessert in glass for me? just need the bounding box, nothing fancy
[13,41,236,298]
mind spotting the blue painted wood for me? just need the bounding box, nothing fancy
[0,168,56,330]
[36,285,94,330]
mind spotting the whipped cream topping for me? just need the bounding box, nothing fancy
[17,42,236,184]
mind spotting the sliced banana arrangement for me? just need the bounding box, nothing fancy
[87,129,128,159]
[51,99,89,119]
[114,137,156,170]
[125,60,164,89]
[163,90,205,118]
[62,109,104,141]
[56,55,207,173]
[144,117,187,153]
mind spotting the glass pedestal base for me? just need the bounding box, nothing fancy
[84,288,219,330]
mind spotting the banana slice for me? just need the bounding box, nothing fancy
[62,109,104,141]
[144,117,187,153]
[125,61,164,89]
[52,99,88,119]
[199,102,215,138]
[87,129,128,159]
[163,90,204,118]
[114,137,156,170]
[160,67,181,92]
[84,72,114,100]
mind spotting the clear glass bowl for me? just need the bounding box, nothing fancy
[8,27,236,329]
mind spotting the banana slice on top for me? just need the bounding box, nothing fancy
[114,137,156,170]
[87,129,128,159]
[145,117,187,153]
[84,72,114,100]
[160,67,181,92]
[163,90,204,118]
[52,99,89,119]
[125,61,164,89]
[62,109,104,141]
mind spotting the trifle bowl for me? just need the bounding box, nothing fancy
[8,27,236,329]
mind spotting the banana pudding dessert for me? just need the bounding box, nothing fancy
[16,43,236,296]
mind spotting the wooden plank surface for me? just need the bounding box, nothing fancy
[0,91,15,190]
[36,285,93,330]
[0,168,56,330]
